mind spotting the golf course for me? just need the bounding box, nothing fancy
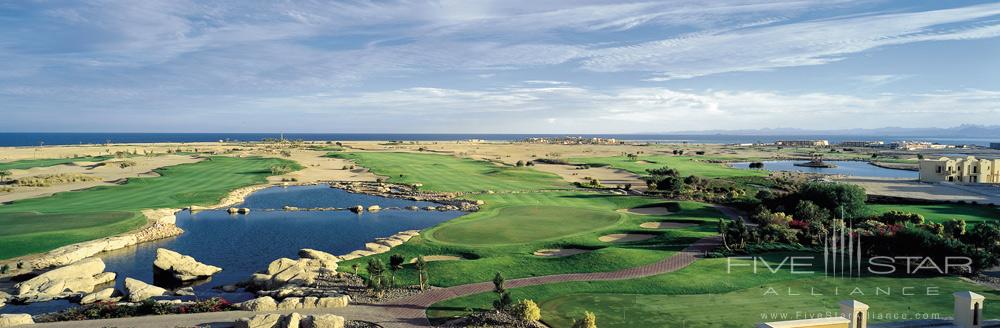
[0,156,298,259]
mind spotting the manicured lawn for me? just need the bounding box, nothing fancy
[867,203,1000,224]
[0,156,297,259]
[0,155,112,171]
[569,155,766,178]
[429,256,1000,327]
[328,152,569,192]
[430,205,622,245]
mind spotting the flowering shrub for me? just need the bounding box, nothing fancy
[43,298,236,322]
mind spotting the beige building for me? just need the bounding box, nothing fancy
[919,156,1000,184]
[776,140,830,147]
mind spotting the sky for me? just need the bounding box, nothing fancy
[1,0,999,133]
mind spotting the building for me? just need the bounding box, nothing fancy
[919,156,1000,184]
[839,141,885,148]
[991,142,1000,150]
[775,140,830,147]
[891,141,953,150]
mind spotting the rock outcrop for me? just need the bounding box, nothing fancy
[153,248,222,281]
[0,314,33,327]
[274,296,349,309]
[297,249,339,262]
[250,255,337,290]
[79,287,119,305]
[124,277,168,302]
[13,258,114,302]
[236,313,344,328]
[239,296,278,311]
[337,230,420,261]
[366,205,381,212]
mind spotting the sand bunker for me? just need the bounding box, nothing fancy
[598,233,656,243]
[410,255,462,263]
[626,206,673,215]
[533,248,591,257]
[639,222,696,229]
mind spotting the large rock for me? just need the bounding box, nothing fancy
[239,296,277,311]
[153,248,222,281]
[235,313,283,328]
[0,314,33,327]
[302,314,345,328]
[79,287,118,305]
[297,249,338,262]
[124,278,168,302]
[284,312,302,328]
[253,257,337,289]
[15,258,107,300]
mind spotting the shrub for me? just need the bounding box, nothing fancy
[511,299,542,322]
[572,311,597,328]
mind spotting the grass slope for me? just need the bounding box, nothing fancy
[430,256,999,327]
[0,156,113,171]
[570,155,765,178]
[430,205,622,245]
[328,152,568,192]
[0,156,297,259]
[867,204,1000,224]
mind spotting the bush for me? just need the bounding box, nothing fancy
[511,299,542,322]
[572,311,597,328]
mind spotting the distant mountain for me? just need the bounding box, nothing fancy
[667,124,1000,138]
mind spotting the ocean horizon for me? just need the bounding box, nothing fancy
[0,132,994,147]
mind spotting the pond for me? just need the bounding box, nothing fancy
[729,160,917,179]
[1,185,464,315]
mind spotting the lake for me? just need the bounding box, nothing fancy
[729,160,917,179]
[1,185,464,315]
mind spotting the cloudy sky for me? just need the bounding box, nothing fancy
[2,0,999,133]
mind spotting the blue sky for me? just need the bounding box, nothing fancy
[1,0,999,133]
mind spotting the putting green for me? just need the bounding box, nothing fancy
[430,205,621,245]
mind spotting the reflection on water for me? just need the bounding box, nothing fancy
[730,160,917,179]
[1,185,464,315]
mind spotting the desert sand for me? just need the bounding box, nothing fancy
[532,248,592,257]
[639,222,696,229]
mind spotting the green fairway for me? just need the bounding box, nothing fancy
[0,156,112,171]
[0,156,297,259]
[430,205,622,245]
[328,152,568,192]
[429,256,1000,327]
[570,155,765,178]
[867,203,1000,224]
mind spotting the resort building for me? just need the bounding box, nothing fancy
[891,141,953,150]
[839,141,885,148]
[775,140,830,147]
[919,156,1000,184]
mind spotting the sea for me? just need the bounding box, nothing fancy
[0,132,995,147]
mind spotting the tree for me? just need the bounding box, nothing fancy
[0,169,11,182]
[366,258,387,297]
[571,311,597,328]
[792,200,832,223]
[794,183,867,219]
[511,299,542,322]
[389,254,405,287]
[351,263,360,275]
[415,255,429,291]
[515,160,525,167]
[492,272,506,294]
[494,291,513,310]
[492,272,509,310]
[943,219,967,238]
[966,223,1000,250]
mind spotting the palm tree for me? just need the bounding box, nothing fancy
[389,254,405,287]
[414,255,429,290]
[366,258,386,297]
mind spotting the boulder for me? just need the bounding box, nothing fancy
[93,272,116,285]
[284,312,302,328]
[124,277,168,302]
[302,314,345,328]
[222,284,238,292]
[235,313,283,328]
[350,205,364,213]
[366,205,381,212]
[227,208,239,214]
[175,287,196,296]
[297,249,339,262]
[15,258,106,299]
[316,295,349,308]
[153,248,222,281]
[0,314,33,327]
[364,243,390,254]
[238,208,251,214]
[80,287,118,305]
[239,296,277,312]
